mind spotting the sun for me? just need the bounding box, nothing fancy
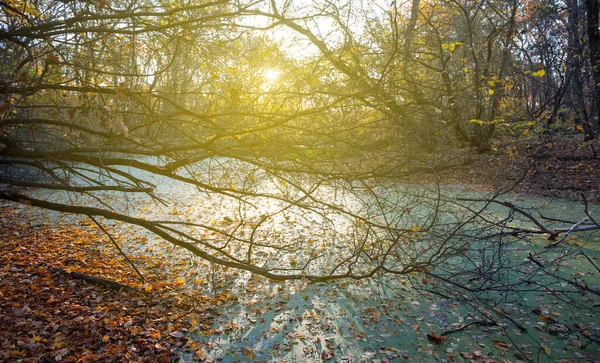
[263,68,280,82]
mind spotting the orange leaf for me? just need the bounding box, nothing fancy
[196,349,207,360]
[539,314,556,322]
[541,343,551,355]
[426,332,446,345]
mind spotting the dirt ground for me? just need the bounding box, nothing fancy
[439,133,600,203]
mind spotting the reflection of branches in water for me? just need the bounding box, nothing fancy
[416,194,600,336]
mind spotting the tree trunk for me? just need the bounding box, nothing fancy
[565,0,589,133]
[480,0,518,151]
[585,0,600,139]
[403,0,421,60]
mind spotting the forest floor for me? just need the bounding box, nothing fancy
[440,133,600,203]
[1,133,600,362]
[0,207,220,362]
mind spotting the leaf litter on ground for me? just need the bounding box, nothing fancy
[0,205,223,362]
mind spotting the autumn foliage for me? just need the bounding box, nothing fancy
[0,206,218,362]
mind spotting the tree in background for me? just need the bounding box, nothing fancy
[586,0,600,139]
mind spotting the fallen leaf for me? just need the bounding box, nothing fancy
[539,314,557,323]
[169,331,184,338]
[541,343,551,355]
[321,350,334,360]
[244,347,255,359]
[493,340,511,351]
[426,332,446,345]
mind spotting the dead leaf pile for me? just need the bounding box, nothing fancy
[0,206,217,362]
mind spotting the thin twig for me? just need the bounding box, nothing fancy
[500,326,534,363]
[580,252,600,274]
[88,215,145,283]
[39,263,144,294]
[582,194,599,227]
[170,305,197,323]
[441,320,496,335]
